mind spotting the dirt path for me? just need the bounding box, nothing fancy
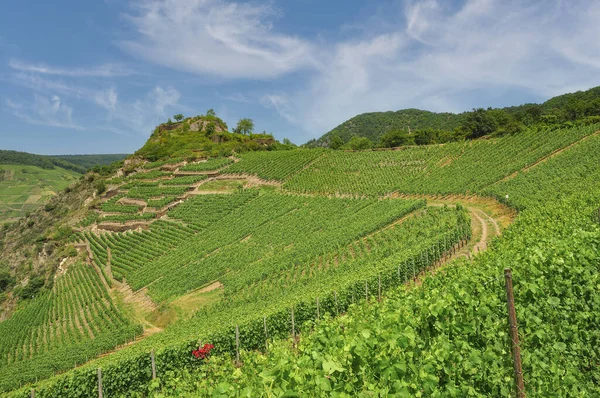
[471,209,490,252]
[412,203,501,287]
[114,281,159,323]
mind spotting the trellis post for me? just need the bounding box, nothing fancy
[504,268,526,398]
[378,275,382,302]
[263,316,269,351]
[291,306,296,342]
[97,368,103,398]
[235,325,240,363]
[334,291,339,315]
[316,297,320,320]
[151,350,156,380]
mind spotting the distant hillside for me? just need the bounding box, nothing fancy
[0,149,83,173]
[0,164,79,222]
[312,85,600,148]
[50,154,128,171]
[0,151,127,222]
[315,109,465,146]
[0,150,128,174]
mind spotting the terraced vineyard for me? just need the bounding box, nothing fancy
[0,262,140,391]
[3,123,600,397]
[483,131,600,210]
[279,125,598,196]
[225,149,325,181]
[178,158,234,172]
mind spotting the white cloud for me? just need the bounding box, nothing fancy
[5,94,83,130]
[8,71,179,136]
[265,0,600,138]
[218,92,252,103]
[10,73,91,98]
[120,0,317,79]
[95,85,181,134]
[260,94,297,124]
[94,88,119,112]
[9,59,134,77]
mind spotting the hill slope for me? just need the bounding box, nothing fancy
[0,150,127,174]
[0,150,127,223]
[1,121,599,397]
[0,165,80,222]
[49,154,128,171]
[314,109,465,146]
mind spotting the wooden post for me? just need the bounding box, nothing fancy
[504,268,525,398]
[97,368,103,398]
[412,258,416,280]
[334,291,339,315]
[316,297,320,320]
[365,280,369,301]
[291,307,296,340]
[397,265,401,282]
[378,275,381,302]
[263,316,268,351]
[31,389,35,398]
[235,325,240,363]
[151,350,156,380]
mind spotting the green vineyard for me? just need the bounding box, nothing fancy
[2,122,600,397]
[178,158,234,172]
[281,125,598,196]
[0,263,140,391]
[225,149,325,181]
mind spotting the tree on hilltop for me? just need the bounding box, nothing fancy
[234,118,254,135]
[206,109,216,117]
[173,114,184,122]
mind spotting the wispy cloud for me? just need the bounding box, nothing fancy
[260,94,297,124]
[95,85,181,134]
[217,92,252,103]
[5,94,83,130]
[9,59,134,77]
[264,0,600,138]
[120,0,317,79]
[94,87,119,113]
[10,72,91,98]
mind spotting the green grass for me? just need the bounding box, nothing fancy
[0,165,80,222]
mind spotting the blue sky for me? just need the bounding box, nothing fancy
[1,0,599,155]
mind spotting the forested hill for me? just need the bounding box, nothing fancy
[313,109,465,146]
[50,154,128,171]
[311,85,600,149]
[0,150,128,174]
